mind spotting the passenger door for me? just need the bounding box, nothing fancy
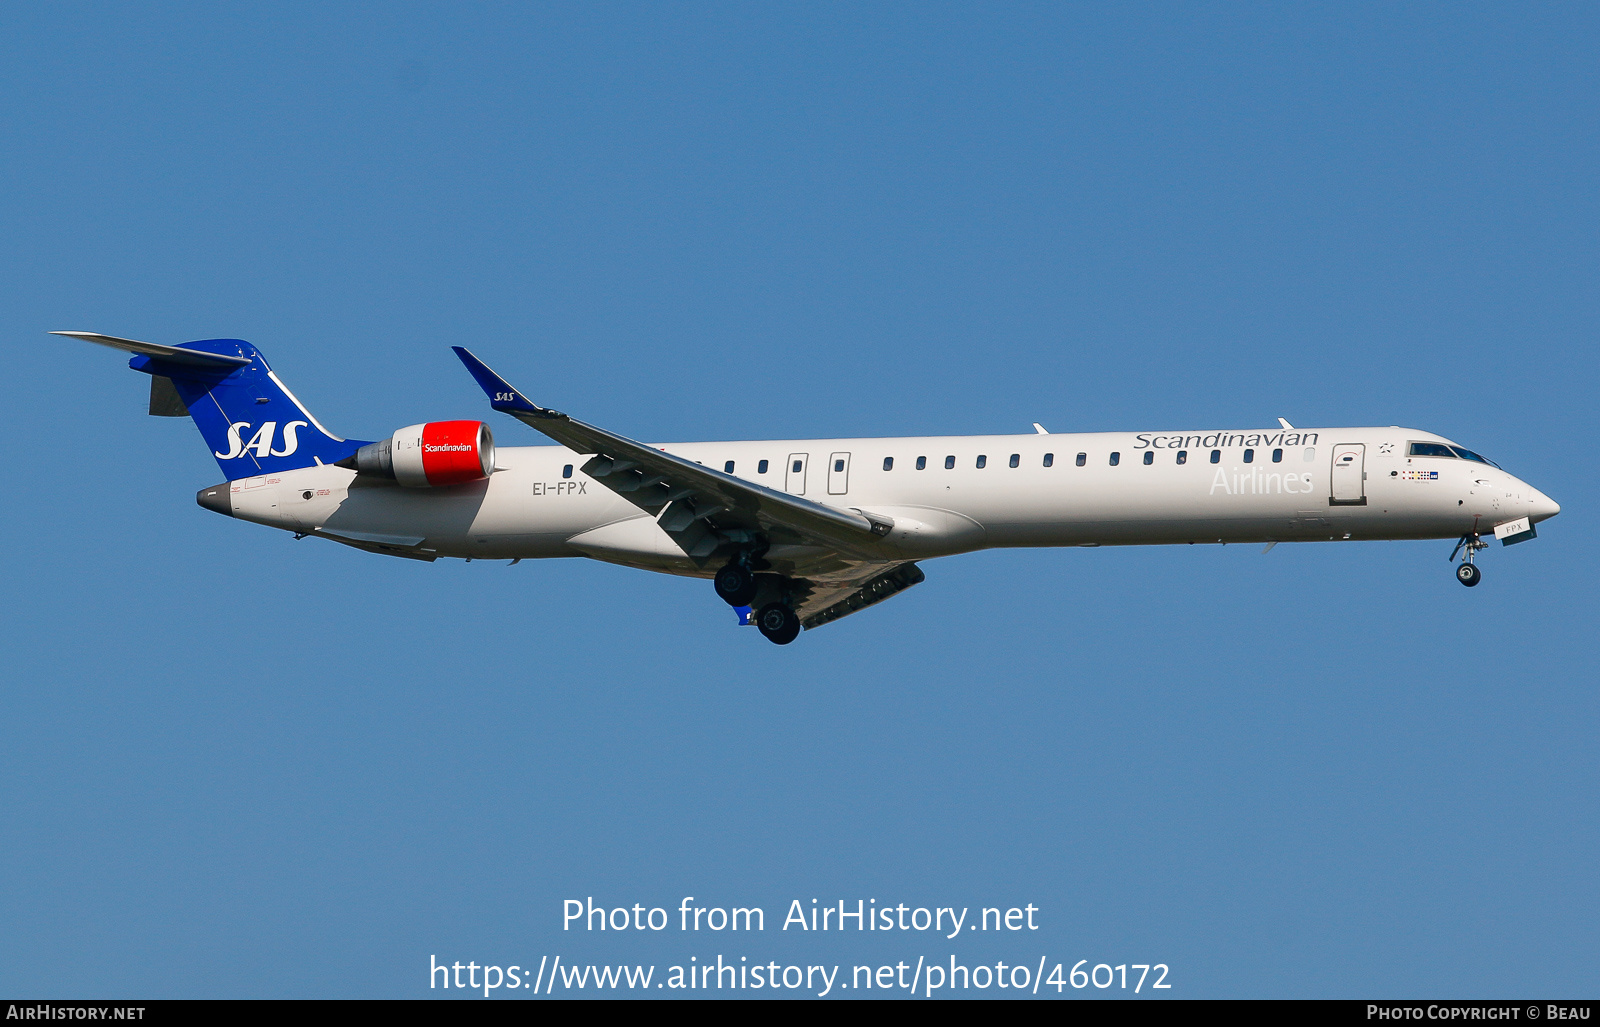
[785,453,808,495]
[827,452,851,495]
[1330,443,1366,505]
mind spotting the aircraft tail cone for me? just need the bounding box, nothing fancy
[197,483,233,518]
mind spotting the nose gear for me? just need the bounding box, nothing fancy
[1448,533,1488,587]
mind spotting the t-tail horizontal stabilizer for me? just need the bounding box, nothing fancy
[51,331,252,367]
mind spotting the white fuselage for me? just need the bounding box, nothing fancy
[221,426,1559,576]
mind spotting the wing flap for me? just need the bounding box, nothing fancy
[798,563,926,630]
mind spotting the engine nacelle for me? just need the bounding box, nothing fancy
[345,421,495,487]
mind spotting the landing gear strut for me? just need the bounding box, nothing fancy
[714,561,758,607]
[755,603,801,645]
[1450,533,1486,587]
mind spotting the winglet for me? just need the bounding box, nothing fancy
[451,347,567,420]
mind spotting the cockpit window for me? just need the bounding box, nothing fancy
[1449,446,1496,466]
[1408,443,1456,458]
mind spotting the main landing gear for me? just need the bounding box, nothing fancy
[755,603,801,645]
[713,561,759,607]
[1450,533,1487,587]
[714,555,800,644]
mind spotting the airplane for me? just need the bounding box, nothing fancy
[60,330,1561,645]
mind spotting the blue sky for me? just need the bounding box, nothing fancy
[2,2,1596,998]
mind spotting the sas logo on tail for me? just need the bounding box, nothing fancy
[215,421,310,459]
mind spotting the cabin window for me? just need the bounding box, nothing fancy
[916,456,927,470]
[793,460,802,473]
[1109,452,1120,466]
[562,464,573,479]
[1243,449,1254,463]
[1210,450,1221,463]
[1303,447,1315,462]
[1142,451,1154,465]
[1409,442,1457,458]
[944,455,955,469]
[1009,453,1020,468]
[757,459,769,474]
[724,460,735,473]
[1075,452,1086,466]
[834,458,845,472]
[883,457,893,471]
[975,455,987,469]
[1176,450,1187,465]
[1043,453,1054,467]
[1271,448,1282,463]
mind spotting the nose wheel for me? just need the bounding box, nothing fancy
[1449,533,1487,587]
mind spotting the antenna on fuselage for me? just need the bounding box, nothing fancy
[1032,423,1049,435]
[1278,418,1294,429]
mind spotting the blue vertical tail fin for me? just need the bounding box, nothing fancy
[56,331,368,479]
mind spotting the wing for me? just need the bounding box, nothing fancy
[453,347,895,566]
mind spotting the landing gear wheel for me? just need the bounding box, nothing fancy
[1456,562,1481,587]
[714,563,758,606]
[755,603,801,645]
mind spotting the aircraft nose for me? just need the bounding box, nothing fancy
[1529,487,1560,522]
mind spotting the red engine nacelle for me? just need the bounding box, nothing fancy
[346,421,496,487]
